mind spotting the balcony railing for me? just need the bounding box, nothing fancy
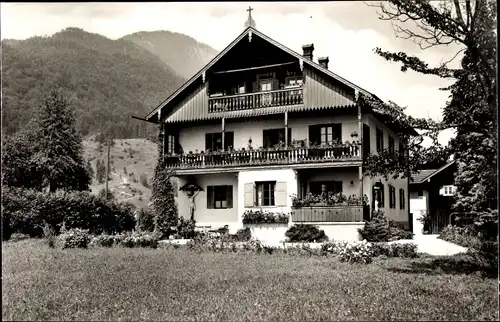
[163,144,361,170]
[208,88,303,113]
[291,205,368,222]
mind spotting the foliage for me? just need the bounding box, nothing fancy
[438,224,481,248]
[117,231,159,249]
[136,208,155,232]
[242,210,289,224]
[95,159,106,184]
[2,187,135,238]
[2,88,90,192]
[42,223,56,248]
[90,234,116,248]
[290,193,369,207]
[285,224,328,243]
[358,210,414,242]
[151,161,178,239]
[365,0,497,211]
[322,240,374,264]
[370,242,418,258]
[1,28,187,139]
[85,160,94,182]
[97,188,115,201]
[176,217,196,239]
[234,228,252,242]
[417,210,432,234]
[58,228,91,249]
[8,233,30,242]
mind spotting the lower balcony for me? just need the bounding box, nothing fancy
[291,205,369,223]
[164,144,361,171]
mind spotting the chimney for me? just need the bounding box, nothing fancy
[302,44,314,61]
[318,56,329,69]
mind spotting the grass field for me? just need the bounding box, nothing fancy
[2,239,498,321]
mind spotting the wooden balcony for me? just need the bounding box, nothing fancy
[208,88,303,113]
[163,144,361,170]
[291,205,368,223]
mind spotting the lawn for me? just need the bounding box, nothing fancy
[2,239,498,321]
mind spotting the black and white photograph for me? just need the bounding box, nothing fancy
[1,1,498,321]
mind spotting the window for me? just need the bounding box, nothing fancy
[256,181,275,206]
[399,189,405,209]
[309,124,342,146]
[440,185,457,196]
[260,80,273,92]
[373,183,385,208]
[376,128,384,152]
[388,136,395,155]
[263,128,292,148]
[205,132,234,151]
[310,181,342,197]
[165,134,175,155]
[207,185,233,209]
[389,185,396,209]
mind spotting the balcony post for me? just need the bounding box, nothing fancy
[357,90,363,201]
[222,117,225,151]
[284,111,289,147]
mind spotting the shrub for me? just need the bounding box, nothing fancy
[59,228,91,249]
[176,217,196,239]
[8,233,30,242]
[151,164,177,239]
[90,234,116,247]
[370,242,418,258]
[137,208,155,232]
[336,240,373,264]
[358,210,414,242]
[439,224,481,248]
[234,227,252,241]
[285,224,328,243]
[242,210,289,224]
[118,231,159,248]
[2,187,135,237]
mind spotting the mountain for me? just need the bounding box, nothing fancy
[122,30,218,79]
[1,27,190,138]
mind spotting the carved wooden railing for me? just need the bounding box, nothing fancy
[163,144,361,170]
[291,205,367,222]
[208,88,304,113]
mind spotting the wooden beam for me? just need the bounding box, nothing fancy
[213,61,296,75]
[130,115,158,124]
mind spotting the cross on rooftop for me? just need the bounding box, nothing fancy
[244,6,256,29]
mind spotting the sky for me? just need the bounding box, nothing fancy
[1,2,461,145]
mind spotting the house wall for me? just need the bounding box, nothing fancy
[176,173,239,228]
[178,114,360,153]
[303,167,360,197]
[361,113,409,228]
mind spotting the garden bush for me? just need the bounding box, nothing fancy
[176,217,196,239]
[285,224,328,242]
[118,231,159,248]
[2,187,136,238]
[358,210,414,242]
[136,208,155,232]
[8,233,30,242]
[370,242,418,258]
[439,224,482,248]
[234,227,252,241]
[58,228,91,249]
[90,234,117,248]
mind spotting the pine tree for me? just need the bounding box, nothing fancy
[96,159,106,184]
[2,86,90,192]
[151,159,178,239]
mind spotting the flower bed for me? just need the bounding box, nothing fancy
[242,210,289,224]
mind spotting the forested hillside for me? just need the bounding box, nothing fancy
[1,27,217,139]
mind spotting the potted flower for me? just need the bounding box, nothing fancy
[350,131,358,138]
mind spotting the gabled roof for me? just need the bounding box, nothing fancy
[411,160,456,184]
[145,26,376,122]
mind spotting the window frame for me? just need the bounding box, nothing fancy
[255,181,276,206]
[376,128,384,152]
[207,185,233,209]
[399,188,405,209]
[388,136,395,155]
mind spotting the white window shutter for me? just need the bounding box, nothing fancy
[275,182,288,206]
[244,183,255,207]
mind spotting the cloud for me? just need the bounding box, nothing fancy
[1,2,458,147]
